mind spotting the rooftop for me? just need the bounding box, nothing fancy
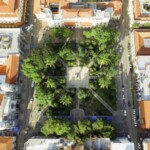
[63,8,93,18]
[0,0,26,26]
[137,56,150,100]
[0,136,13,150]
[143,138,150,150]
[85,138,110,150]
[133,0,150,20]
[139,101,150,129]
[110,138,134,150]
[0,0,17,14]
[134,30,150,55]
[5,55,19,84]
[33,0,122,27]
[0,55,19,85]
[24,138,73,150]
[0,28,20,57]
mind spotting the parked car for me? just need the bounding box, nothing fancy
[133,109,136,114]
[137,142,141,149]
[127,134,131,141]
[122,85,125,92]
[119,46,123,53]
[128,101,131,107]
[124,110,127,117]
[134,121,137,127]
[123,100,126,109]
[31,81,34,87]
[139,138,143,141]
[122,93,125,99]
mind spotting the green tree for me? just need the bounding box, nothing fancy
[77,89,87,100]
[102,123,115,138]
[41,119,71,136]
[132,22,140,29]
[46,78,56,88]
[22,58,42,84]
[59,94,72,106]
[40,119,56,136]
[76,121,87,134]
[92,119,104,131]
[59,47,77,61]
[50,28,73,39]
[41,118,116,144]
[35,86,54,106]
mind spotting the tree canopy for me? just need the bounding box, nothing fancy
[40,118,116,145]
[22,26,119,108]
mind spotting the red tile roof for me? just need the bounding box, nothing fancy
[80,22,92,27]
[35,0,122,16]
[0,0,18,14]
[133,0,150,20]
[64,22,76,26]
[0,137,13,150]
[0,0,26,27]
[134,30,150,55]
[5,55,19,84]
[0,65,6,75]
[0,94,4,106]
[63,9,93,18]
[112,0,122,16]
[139,101,150,129]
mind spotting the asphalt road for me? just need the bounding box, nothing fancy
[17,0,141,149]
[16,0,36,149]
[116,0,141,150]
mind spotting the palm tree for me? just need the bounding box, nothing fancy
[59,94,72,106]
[46,79,56,88]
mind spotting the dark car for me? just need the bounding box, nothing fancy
[123,100,126,109]
[128,101,131,107]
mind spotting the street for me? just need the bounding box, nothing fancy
[15,0,142,149]
[115,0,141,150]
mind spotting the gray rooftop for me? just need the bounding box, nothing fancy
[0,28,21,57]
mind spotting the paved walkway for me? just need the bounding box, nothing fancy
[89,88,114,113]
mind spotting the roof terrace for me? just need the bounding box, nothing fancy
[0,28,20,57]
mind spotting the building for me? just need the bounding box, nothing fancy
[0,0,26,27]
[0,136,16,150]
[134,30,150,100]
[143,138,150,150]
[0,28,21,130]
[33,0,122,28]
[134,30,150,129]
[24,138,73,150]
[110,138,134,150]
[133,0,150,21]
[85,138,110,150]
[139,101,150,129]
[24,137,135,150]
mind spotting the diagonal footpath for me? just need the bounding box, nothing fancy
[89,88,114,113]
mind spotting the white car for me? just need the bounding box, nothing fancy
[122,86,125,92]
[26,24,33,32]
[138,143,141,149]
[134,121,137,127]
[31,81,34,87]
[127,134,131,140]
[122,94,125,99]
[124,110,127,116]
[133,109,136,114]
